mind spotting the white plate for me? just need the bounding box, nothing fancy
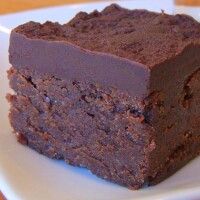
[0,1,200,200]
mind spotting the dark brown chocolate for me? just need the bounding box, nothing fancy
[7,4,200,189]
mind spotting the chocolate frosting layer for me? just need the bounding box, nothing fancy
[9,4,200,99]
[9,31,150,98]
[13,4,200,68]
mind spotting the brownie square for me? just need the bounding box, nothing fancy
[7,4,200,189]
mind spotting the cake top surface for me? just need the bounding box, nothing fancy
[14,4,200,68]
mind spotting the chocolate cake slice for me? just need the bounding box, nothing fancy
[7,4,200,189]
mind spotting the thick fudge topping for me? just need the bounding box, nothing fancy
[13,4,200,67]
